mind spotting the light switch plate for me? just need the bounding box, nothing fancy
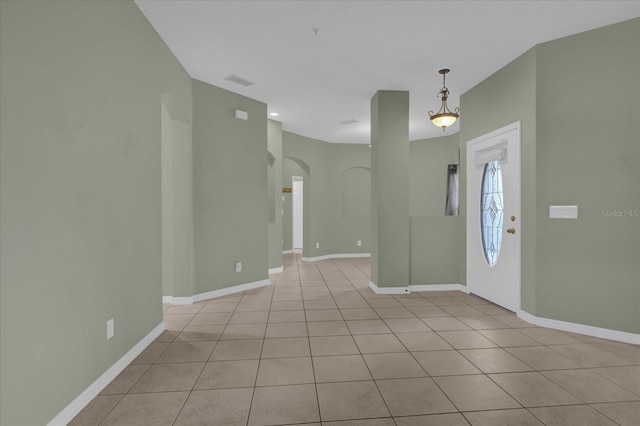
[549,205,578,219]
[106,318,114,340]
[234,110,248,120]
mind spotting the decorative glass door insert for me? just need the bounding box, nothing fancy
[480,160,503,267]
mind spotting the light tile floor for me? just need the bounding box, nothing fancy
[71,253,640,425]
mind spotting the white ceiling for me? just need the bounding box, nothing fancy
[135,0,639,144]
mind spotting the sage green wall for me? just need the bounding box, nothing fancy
[535,18,639,333]
[162,103,174,296]
[268,120,283,269]
[283,125,461,285]
[162,100,194,298]
[459,47,538,312]
[410,135,460,217]
[371,91,410,288]
[282,132,371,258]
[0,1,192,425]
[334,144,372,254]
[410,217,461,284]
[409,135,462,284]
[460,18,639,334]
[192,80,268,294]
[170,118,194,297]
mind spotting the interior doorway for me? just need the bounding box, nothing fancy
[292,176,304,250]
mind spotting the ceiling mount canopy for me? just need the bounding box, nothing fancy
[429,68,460,132]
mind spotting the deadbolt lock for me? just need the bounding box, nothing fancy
[511,215,516,222]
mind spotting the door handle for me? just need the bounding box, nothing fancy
[506,228,516,234]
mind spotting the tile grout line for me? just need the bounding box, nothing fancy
[298,252,323,424]
[94,394,126,426]
[77,252,638,425]
[345,258,413,422]
[383,293,466,419]
[243,277,274,426]
[172,290,243,426]
[323,256,397,422]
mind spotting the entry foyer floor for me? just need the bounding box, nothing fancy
[71,253,640,425]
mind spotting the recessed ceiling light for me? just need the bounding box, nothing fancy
[269,112,279,117]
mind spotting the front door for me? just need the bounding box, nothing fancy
[466,122,521,312]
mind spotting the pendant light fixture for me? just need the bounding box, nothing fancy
[429,68,460,131]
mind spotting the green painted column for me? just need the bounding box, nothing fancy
[267,119,283,270]
[370,91,410,290]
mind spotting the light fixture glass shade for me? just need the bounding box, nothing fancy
[430,112,459,129]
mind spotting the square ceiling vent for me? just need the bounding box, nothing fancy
[224,74,255,87]
[339,119,359,125]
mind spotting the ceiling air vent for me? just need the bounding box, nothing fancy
[339,119,359,125]
[224,74,255,87]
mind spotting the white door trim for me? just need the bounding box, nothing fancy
[292,176,303,249]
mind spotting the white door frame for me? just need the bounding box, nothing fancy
[292,176,303,249]
[466,121,521,313]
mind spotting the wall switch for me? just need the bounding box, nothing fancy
[106,318,114,340]
[234,109,248,120]
[315,242,320,249]
[549,205,578,219]
[357,240,362,247]
[235,262,242,272]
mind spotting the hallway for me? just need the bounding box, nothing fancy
[71,254,640,425]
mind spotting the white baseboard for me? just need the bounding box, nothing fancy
[518,310,640,345]
[303,253,371,262]
[169,296,195,305]
[368,281,638,345]
[47,322,165,426]
[282,250,294,254]
[369,281,411,294]
[410,284,468,293]
[193,279,271,303]
[369,282,467,295]
[162,295,194,305]
[162,279,272,305]
[268,266,283,274]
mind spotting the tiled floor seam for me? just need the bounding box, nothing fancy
[323,257,397,422]
[70,253,640,425]
[94,394,125,426]
[245,278,273,426]
[176,288,243,426]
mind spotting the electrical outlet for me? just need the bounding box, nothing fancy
[357,240,362,247]
[106,318,114,340]
[235,262,242,272]
[315,242,319,249]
